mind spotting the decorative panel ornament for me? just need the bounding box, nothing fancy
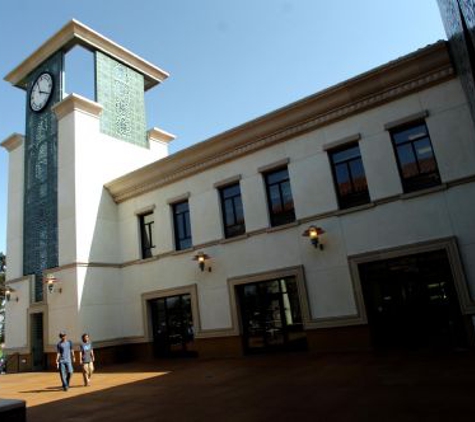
[24,52,63,302]
[95,51,148,147]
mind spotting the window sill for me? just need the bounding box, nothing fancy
[139,255,159,263]
[170,247,194,256]
[266,220,299,233]
[334,202,375,216]
[220,234,249,244]
[400,183,447,200]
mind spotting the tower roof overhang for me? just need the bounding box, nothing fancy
[4,19,169,91]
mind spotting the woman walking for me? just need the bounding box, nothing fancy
[79,333,95,386]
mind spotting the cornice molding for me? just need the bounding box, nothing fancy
[4,19,169,91]
[147,127,176,144]
[166,192,190,204]
[4,275,33,285]
[258,158,290,174]
[323,133,361,151]
[52,93,103,120]
[1,133,24,152]
[384,110,430,130]
[213,174,242,189]
[105,41,455,204]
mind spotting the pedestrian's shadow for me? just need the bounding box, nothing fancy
[19,386,80,393]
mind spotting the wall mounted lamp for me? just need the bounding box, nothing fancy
[44,274,62,294]
[302,226,325,250]
[5,286,18,302]
[193,251,211,272]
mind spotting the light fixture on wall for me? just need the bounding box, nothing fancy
[44,274,62,294]
[193,251,211,272]
[302,226,325,250]
[4,286,18,302]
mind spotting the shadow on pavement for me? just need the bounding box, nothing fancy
[23,353,475,422]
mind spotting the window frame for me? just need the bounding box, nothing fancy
[139,211,155,259]
[172,200,192,251]
[389,120,441,193]
[219,182,246,239]
[328,142,370,209]
[263,166,296,227]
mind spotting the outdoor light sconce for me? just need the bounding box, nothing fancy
[302,226,325,250]
[193,251,211,272]
[44,274,62,294]
[5,286,18,302]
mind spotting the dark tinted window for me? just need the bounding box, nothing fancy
[220,183,246,238]
[390,122,440,193]
[173,201,192,250]
[139,211,155,259]
[329,143,370,209]
[264,167,295,227]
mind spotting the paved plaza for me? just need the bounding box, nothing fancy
[1,352,474,422]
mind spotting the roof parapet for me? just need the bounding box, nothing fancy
[4,19,169,91]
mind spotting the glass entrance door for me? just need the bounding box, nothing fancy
[359,250,468,351]
[31,313,45,370]
[237,277,307,353]
[150,294,196,357]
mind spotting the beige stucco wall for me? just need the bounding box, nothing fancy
[53,96,172,345]
[104,78,475,341]
[3,277,30,351]
[4,139,24,279]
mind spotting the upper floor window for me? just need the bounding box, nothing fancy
[219,183,246,238]
[172,201,192,251]
[139,212,155,259]
[329,143,370,209]
[264,167,296,227]
[390,122,441,193]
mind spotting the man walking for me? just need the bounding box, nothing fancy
[56,332,75,391]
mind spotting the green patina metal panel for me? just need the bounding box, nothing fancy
[24,52,63,302]
[95,51,148,147]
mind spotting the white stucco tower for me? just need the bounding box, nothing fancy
[1,20,174,370]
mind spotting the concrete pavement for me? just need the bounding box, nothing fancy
[1,352,474,421]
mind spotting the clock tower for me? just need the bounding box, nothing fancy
[2,20,172,370]
[23,52,63,304]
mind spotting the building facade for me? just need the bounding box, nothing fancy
[2,21,475,370]
[438,0,475,122]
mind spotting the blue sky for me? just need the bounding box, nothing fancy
[0,0,446,255]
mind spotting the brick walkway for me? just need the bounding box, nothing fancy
[1,352,474,422]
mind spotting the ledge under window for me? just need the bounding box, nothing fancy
[400,183,447,200]
[266,220,299,233]
[220,233,249,244]
[170,247,194,256]
[334,202,375,216]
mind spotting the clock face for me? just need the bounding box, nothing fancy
[29,73,54,112]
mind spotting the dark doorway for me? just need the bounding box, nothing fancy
[31,313,45,370]
[237,277,307,353]
[359,249,468,351]
[150,294,196,357]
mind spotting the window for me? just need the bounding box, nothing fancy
[172,201,192,251]
[329,143,370,209]
[139,212,155,259]
[264,167,296,227]
[219,183,246,238]
[390,122,440,193]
